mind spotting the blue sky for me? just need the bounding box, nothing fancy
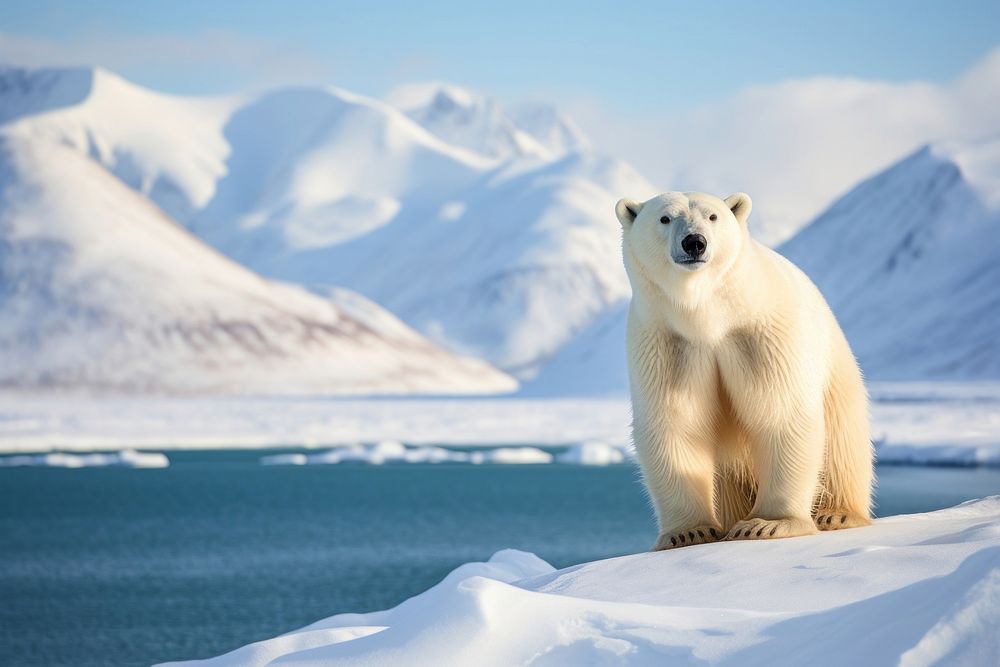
[2,0,997,230]
[1,0,997,109]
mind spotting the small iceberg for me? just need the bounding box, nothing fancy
[556,440,628,465]
[259,453,308,466]
[0,449,169,468]
[469,447,553,465]
[259,443,556,466]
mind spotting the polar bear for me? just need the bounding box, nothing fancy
[616,191,873,549]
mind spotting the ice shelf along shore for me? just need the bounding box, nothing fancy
[1,382,1000,466]
[161,496,1000,667]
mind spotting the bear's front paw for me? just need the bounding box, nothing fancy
[653,525,722,551]
[724,516,816,542]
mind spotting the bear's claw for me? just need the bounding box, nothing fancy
[814,510,871,531]
[653,524,722,551]
[723,516,816,542]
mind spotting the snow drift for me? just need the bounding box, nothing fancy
[162,496,1000,666]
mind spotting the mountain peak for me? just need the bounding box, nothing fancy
[930,135,1000,210]
[0,66,97,124]
[779,136,1000,379]
[386,81,590,161]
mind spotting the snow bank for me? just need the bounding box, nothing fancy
[0,449,168,468]
[162,497,1000,666]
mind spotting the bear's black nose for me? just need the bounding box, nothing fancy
[682,233,707,258]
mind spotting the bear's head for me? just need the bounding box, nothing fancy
[615,191,752,291]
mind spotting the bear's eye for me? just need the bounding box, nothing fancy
[660,216,670,224]
[709,213,718,221]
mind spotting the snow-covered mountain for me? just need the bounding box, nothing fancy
[234,151,652,376]
[21,67,996,391]
[0,129,515,394]
[780,139,1000,379]
[0,66,654,379]
[189,82,649,376]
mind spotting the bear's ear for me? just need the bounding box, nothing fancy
[725,192,752,225]
[615,199,643,227]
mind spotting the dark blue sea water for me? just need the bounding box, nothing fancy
[1,451,999,667]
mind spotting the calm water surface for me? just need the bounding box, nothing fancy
[1,451,998,667]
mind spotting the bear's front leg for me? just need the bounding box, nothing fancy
[634,417,723,551]
[725,409,824,542]
[628,325,724,550]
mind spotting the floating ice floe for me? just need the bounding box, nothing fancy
[556,440,628,465]
[468,447,553,465]
[160,496,1000,667]
[259,453,308,466]
[0,449,169,468]
[259,443,559,466]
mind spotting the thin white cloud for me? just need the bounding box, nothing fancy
[568,47,1000,244]
[0,30,334,92]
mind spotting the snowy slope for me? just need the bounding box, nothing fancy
[0,131,515,395]
[261,153,651,375]
[0,67,654,378]
[190,85,493,256]
[780,139,1000,379]
[163,497,1000,667]
[190,84,651,376]
[519,299,629,396]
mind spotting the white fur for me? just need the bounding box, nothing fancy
[617,192,873,549]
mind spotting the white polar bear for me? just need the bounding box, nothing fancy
[616,191,873,549]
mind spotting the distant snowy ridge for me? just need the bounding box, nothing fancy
[780,139,1000,379]
[162,496,1000,667]
[0,129,514,395]
[386,81,591,160]
[0,66,655,381]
